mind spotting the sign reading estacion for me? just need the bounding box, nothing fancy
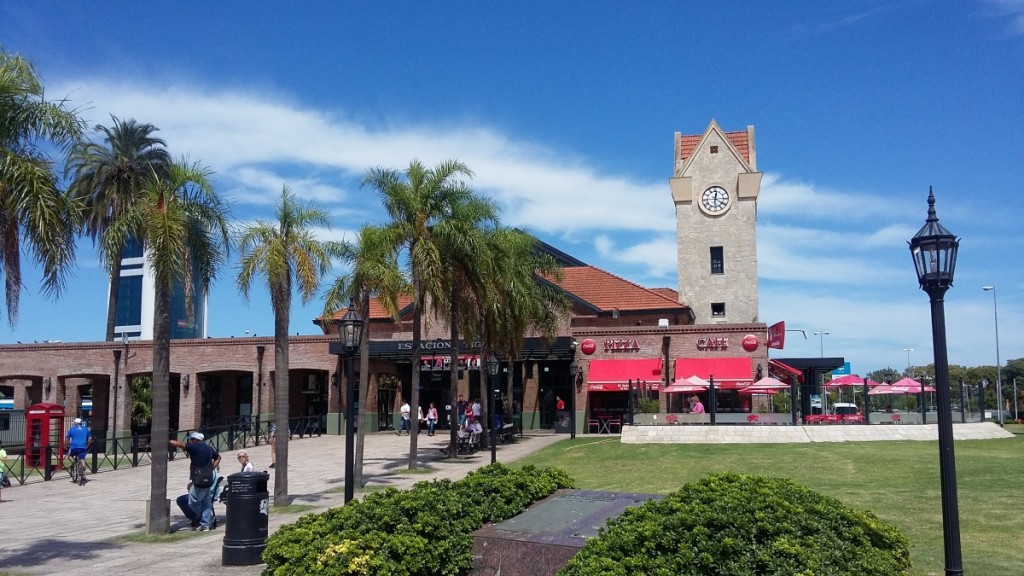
[696,337,729,350]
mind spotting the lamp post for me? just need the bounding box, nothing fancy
[487,354,500,464]
[813,331,830,357]
[112,348,121,459]
[336,298,362,503]
[256,345,266,441]
[909,188,962,576]
[982,286,1002,426]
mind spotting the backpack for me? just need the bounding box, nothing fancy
[192,463,216,488]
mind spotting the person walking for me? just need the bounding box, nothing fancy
[426,402,439,436]
[398,400,411,435]
[456,394,468,428]
[169,432,221,531]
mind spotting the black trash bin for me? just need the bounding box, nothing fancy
[222,470,270,566]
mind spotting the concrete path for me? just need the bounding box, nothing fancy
[0,430,564,576]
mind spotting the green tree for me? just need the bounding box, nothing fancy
[237,185,338,506]
[363,159,476,470]
[66,116,171,341]
[0,49,84,327]
[485,228,569,412]
[322,224,406,489]
[106,158,230,533]
[430,195,499,453]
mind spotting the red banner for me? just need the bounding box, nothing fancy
[767,321,786,350]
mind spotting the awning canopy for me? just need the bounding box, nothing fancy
[768,359,805,383]
[673,357,753,390]
[586,358,662,392]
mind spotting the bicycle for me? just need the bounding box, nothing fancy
[67,444,90,486]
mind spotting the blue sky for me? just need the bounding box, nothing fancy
[2,1,1022,375]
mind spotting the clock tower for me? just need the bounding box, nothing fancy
[669,120,762,324]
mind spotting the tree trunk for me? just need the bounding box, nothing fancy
[354,294,370,490]
[105,251,123,341]
[407,289,422,470]
[147,281,171,534]
[272,290,291,506]
[447,284,460,456]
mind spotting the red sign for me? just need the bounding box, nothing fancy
[580,339,597,355]
[604,338,640,352]
[742,334,759,352]
[696,337,729,350]
[767,321,786,350]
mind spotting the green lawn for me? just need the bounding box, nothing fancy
[514,433,1024,576]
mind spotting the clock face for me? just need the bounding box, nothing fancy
[701,186,729,213]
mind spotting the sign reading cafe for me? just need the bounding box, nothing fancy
[696,337,729,350]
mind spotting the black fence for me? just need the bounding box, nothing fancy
[0,414,323,489]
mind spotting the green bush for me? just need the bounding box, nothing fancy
[638,398,660,414]
[262,463,575,576]
[559,472,911,576]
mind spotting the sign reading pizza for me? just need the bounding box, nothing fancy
[604,338,640,352]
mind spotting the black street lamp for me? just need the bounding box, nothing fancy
[336,298,363,504]
[487,354,500,464]
[909,188,962,576]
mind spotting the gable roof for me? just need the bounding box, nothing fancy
[542,266,688,314]
[677,121,753,168]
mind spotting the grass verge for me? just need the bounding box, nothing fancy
[514,435,1024,576]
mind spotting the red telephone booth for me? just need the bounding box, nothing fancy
[25,403,65,467]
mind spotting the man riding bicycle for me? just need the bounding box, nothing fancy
[65,417,92,483]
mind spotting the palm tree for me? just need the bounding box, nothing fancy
[429,195,499,454]
[237,185,339,507]
[66,116,171,341]
[0,50,84,327]
[362,159,477,470]
[322,224,406,490]
[105,158,231,534]
[484,228,569,409]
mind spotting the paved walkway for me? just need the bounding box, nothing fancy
[0,430,564,576]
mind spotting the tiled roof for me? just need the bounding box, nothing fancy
[328,295,415,322]
[545,266,686,312]
[650,287,679,301]
[678,130,750,165]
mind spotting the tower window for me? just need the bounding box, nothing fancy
[710,145,719,154]
[711,302,726,317]
[710,246,724,274]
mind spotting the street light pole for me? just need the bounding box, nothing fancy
[487,354,500,465]
[112,347,121,462]
[982,286,1002,426]
[909,188,962,576]
[813,331,830,357]
[336,298,363,504]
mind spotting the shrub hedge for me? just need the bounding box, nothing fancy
[262,463,575,576]
[558,472,911,576]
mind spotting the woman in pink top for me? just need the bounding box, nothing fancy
[426,403,439,436]
[690,396,705,414]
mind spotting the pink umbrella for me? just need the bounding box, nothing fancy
[749,376,789,389]
[825,374,883,387]
[738,386,782,395]
[663,383,708,394]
